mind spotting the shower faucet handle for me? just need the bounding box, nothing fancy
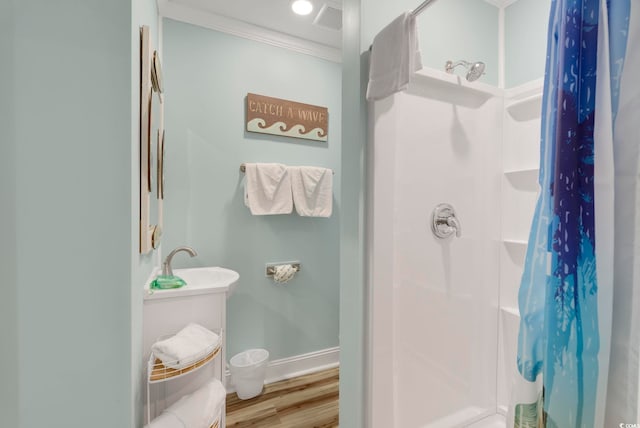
[446,216,462,238]
[432,203,462,239]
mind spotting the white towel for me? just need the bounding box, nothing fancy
[244,163,293,215]
[144,412,182,428]
[151,323,220,370]
[366,12,422,101]
[289,166,333,217]
[145,379,226,428]
[165,379,225,428]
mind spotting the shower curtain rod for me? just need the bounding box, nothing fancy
[411,0,437,17]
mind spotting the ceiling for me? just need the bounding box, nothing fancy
[166,0,343,49]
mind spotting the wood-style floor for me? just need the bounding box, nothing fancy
[226,367,339,428]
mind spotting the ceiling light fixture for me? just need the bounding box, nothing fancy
[291,0,313,16]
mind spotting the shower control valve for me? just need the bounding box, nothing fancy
[431,203,462,239]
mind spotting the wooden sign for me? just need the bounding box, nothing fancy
[246,93,328,142]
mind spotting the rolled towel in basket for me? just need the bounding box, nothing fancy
[146,379,226,428]
[151,323,220,369]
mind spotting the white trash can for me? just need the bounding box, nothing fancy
[229,348,269,399]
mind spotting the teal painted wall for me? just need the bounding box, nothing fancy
[162,19,341,361]
[0,1,18,427]
[131,1,160,426]
[505,0,552,87]
[362,0,500,86]
[340,0,368,426]
[8,1,136,426]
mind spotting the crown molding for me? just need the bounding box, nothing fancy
[157,0,342,63]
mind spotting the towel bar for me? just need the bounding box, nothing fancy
[240,163,334,174]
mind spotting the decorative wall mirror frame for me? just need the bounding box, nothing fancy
[140,25,165,254]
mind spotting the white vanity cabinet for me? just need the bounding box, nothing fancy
[142,267,238,426]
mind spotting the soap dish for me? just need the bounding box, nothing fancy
[150,275,187,290]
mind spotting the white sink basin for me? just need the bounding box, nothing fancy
[144,267,239,300]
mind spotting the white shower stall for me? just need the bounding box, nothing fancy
[368,68,542,427]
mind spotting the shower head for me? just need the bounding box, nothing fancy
[445,60,486,82]
[466,62,485,82]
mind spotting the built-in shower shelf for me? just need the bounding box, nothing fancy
[504,168,540,193]
[411,67,501,101]
[503,167,539,177]
[506,93,543,121]
[502,240,528,266]
[502,239,527,246]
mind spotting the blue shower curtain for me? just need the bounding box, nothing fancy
[512,0,633,426]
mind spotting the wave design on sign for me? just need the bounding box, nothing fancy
[247,118,328,142]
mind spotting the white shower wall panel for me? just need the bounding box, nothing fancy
[501,174,539,242]
[496,83,543,412]
[370,71,502,428]
[368,94,399,428]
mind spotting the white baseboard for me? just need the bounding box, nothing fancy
[225,347,340,393]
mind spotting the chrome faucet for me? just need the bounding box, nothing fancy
[162,246,198,276]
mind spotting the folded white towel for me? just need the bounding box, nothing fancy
[366,12,422,101]
[289,166,333,217]
[145,379,226,428]
[165,379,226,428]
[151,323,220,370]
[244,163,293,215]
[144,412,182,428]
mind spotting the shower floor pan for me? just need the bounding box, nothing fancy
[467,414,506,428]
[422,409,505,428]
